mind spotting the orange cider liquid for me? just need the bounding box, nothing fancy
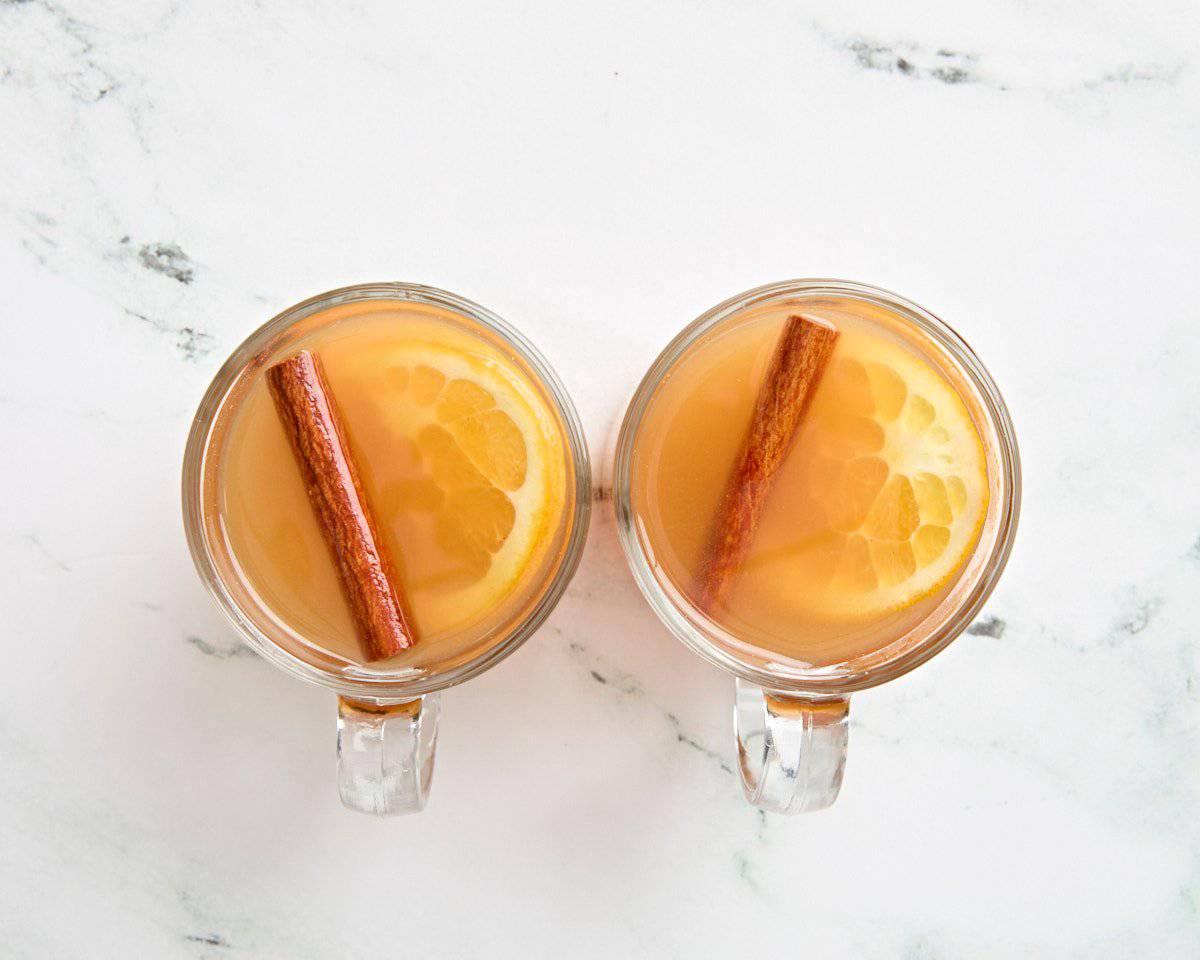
[207,300,574,670]
[630,297,992,667]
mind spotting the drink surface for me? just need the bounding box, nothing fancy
[630,297,992,667]
[210,300,572,670]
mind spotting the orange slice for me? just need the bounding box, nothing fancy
[748,330,989,619]
[346,342,563,632]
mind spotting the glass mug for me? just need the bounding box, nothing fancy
[611,279,1020,814]
[182,283,591,815]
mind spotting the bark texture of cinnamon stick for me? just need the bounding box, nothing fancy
[696,315,838,612]
[266,350,415,661]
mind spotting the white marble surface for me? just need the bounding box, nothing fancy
[2,0,1199,955]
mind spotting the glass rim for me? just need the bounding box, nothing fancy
[181,281,592,699]
[612,278,1021,695]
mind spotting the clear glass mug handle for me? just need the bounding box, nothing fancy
[734,679,849,814]
[336,694,441,815]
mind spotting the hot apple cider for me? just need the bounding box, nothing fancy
[207,299,575,671]
[629,297,992,667]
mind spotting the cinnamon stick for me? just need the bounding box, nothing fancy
[696,315,838,612]
[266,350,415,661]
